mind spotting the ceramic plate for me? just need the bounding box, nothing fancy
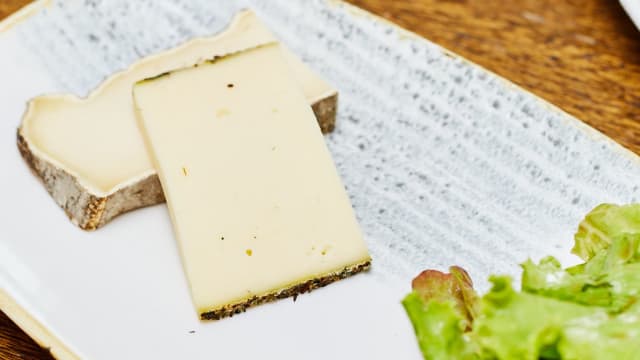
[1,1,640,359]
[621,0,640,30]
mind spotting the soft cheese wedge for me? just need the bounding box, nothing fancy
[17,10,337,230]
[133,44,370,320]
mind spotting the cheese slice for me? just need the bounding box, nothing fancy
[133,44,370,319]
[17,10,337,230]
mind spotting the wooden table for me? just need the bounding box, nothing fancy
[2,0,640,358]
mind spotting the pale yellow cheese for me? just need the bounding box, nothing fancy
[20,10,336,195]
[133,44,370,315]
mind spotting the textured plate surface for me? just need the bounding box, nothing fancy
[1,0,640,359]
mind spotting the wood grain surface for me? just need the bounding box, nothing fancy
[2,0,640,358]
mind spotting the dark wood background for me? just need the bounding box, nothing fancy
[2,0,640,358]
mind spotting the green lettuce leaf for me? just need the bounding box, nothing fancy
[473,276,596,360]
[522,234,640,313]
[558,302,640,359]
[410,266,480,326]
[473,276,640,360]
[580,232,640,275]
[572,203,640,261]
[402,293,478,360]
[402,267,480,359]
[403,203,640,359]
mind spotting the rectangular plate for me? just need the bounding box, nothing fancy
[621,0,640,30]
[1,0,640,359]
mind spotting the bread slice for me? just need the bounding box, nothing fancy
[17,10,337,230]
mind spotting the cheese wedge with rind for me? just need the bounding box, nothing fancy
[17,10,337,230]
[133,44,370,320]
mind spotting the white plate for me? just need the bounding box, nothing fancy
[1,1,640,359]
[621,0,640,30]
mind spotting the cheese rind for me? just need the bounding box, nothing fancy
[133,44,370,319]
[17,10,337,230]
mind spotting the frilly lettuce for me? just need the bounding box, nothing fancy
[474,276,598,359]
[476,277,640,359]
[402,267,479,359]
[572,203,640,261]
[403,203,640,359]
[522,235,640,313]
